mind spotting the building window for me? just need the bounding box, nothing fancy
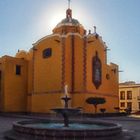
[138,102,140,110]
[127,102,132,110]
[120,102,125,108]
[16,65,21,75]
[120,91,125,100]
[92,51,102,89]
[127,91,132,100]
[43,48,52,58]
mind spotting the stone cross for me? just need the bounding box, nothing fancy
[68,0,71,9]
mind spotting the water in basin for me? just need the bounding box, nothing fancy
[26,122,108,130]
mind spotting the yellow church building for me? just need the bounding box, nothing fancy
[0,7,119,113]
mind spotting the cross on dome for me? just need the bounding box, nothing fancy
[68,0,71,9]
[66,9,72,19]
[66,0,72,20]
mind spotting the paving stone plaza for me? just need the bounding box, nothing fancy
[0,114,140,140]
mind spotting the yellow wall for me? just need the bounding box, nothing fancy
[26,33,119,113]
[64,35,72,90]
[74,35,85,91]
[0,60,4,111]
[0,56,28,112]
[30,93,65,112]
[85,35,119,111]
[0,25,119,113]
[33,35,62,93]
[65,93,118,113]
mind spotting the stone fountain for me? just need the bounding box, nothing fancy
[51,85,81,127]
[5,85,129,140]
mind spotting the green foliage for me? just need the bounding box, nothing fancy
[100,108,106,113]
[86,97,106,113]
[86,97,106,105]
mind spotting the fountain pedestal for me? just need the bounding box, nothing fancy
[51,94,81,127]
[61,95,71,108]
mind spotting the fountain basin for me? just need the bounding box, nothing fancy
[5,119,122,140]
[51,108,81,115]
[51,108,82,127]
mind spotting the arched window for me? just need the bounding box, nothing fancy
[43,48,52,58]
[92,51,102,89]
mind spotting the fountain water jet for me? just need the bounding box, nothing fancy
[51,85,81,127]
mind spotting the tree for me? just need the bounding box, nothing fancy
[100,108,106,114]
[86,97,106,113]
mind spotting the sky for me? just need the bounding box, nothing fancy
[0,0,140,83]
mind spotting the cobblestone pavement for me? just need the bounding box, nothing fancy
[0,116,20,140]
[0,114,140,140]
[101,116,140,140]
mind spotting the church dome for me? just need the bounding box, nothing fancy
[56,18,80,27]
[53,8,86,35]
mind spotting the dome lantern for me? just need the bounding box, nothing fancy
[53,7,85,35]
